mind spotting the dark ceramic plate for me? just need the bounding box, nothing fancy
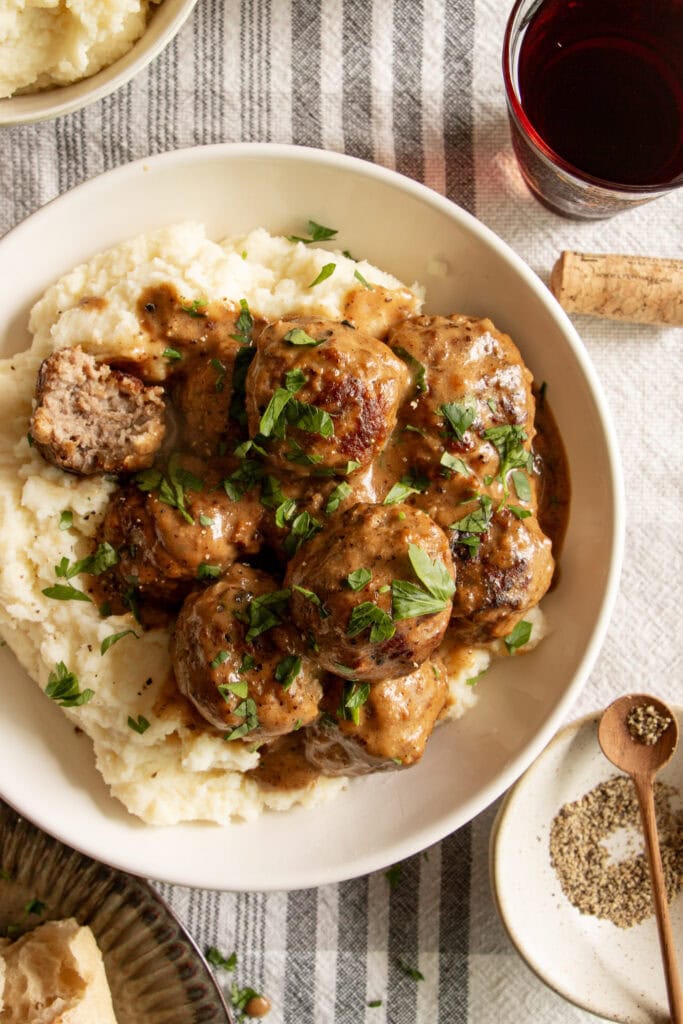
[0,801,232,1023]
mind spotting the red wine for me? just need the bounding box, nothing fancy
[517,0,683,188]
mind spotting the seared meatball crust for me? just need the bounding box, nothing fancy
[304,659,449,776]
[30,345,166,475]
[449,504,554,643]
[172,565,322,739]
[102,454,264,601]
[246,316,410,476]
[285,502,455,681]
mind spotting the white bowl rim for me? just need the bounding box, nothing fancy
[488,707,683,1021]
[0,143,625,889]
[0,0,198,127]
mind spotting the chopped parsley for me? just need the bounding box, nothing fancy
[395,958,425,982]
[325,481,352,514]
[242,590,291,642]
[275,655,302,690]
[440,451,471,477]
[197,563,222,580]
[504,619,532,654]
[508,505,532,519]
[275,498,297,528]
[368,1000,383,1008]
[210,650,230,669]
[511,469,532,502]
[284,327,323,347]
[292,584,329,618]
[218,681,249,701]
[210,357,227,392]
[383,472,429,505]
[346,601,395,643]
[229,345,256,426]
[180,297,207,317]
[229,298,254,346]
[58,510,73,531]
[440,399,476,440]
[308,262,336,288]
[100,629,138,655]
[346,567,372,591]
[338,681,371,725]
[287,219,338,244]
[449,494,493,555]
[285,440,324,466]
[45,662,94,708]
[391,544,455,620]
[224,697,259,741]
[353,268,374,290]
[239,653,256,673]
[483,424,533,495]
[135,455,203,525]
[283,511,322,557]
[222,459,264,501]
[206,947,237,971]
[163,347,183,361]
[258,370,305,437]
[199,514,215,527]
[392,346,427,394]
[127,714,150,734]
[42,582,92,603]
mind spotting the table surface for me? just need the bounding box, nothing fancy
[1,1,681,1022]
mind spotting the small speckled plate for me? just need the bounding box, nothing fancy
[490,708,683,1024]
[0,801,232,1024]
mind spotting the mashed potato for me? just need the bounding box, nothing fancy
[0,0,162,99]
[0,223,492,825]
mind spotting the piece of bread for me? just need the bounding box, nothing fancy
[0,918,118,1024]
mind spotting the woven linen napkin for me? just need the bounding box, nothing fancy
[1,1,681,1022]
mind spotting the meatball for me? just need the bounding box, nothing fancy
[385,314,536,504]
[245,316,410,476]
[172,565,322,739]
[285,502,455,681]
[30,346,166,475]
[102,455,264,601]
[173,339,247,457]
[449,503,554,643]
[304,659,449,775]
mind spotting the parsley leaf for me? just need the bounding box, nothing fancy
[180,297,207,318]
[440,451,471,477]
[292,584,330,618]
[210,357,227,392]
[197,563,221,580]
[441,399,476,440]
[45,662,94,707]
[508,505,532,519]
[395,958,425,982]
[353,268,374,290]
[136,455,202,525]
[42,583,92,603]
[206,947,237,971]
[338,681,371,725]
[275,498,297,528]
[275,655,302,690]
[511,469,532,502]
[239,653,256,673]
[58,510,73,531]
[407,544,455,603]
[308,263,336,288]
[504,619,532,654]
[258,371,306,437]
[391,544,454,620]
[101,629,138,655]
[218,681,249,701]
[346,568,372,591]
[163,347,182,361]
[210,650,230,669]
[283,511,323,556]
[284,327,323,347]
[243,590,291,642]
[224,698,259,740]
[127,714,150,734]
[346,602,395,643]
[229,345,256,426]
[449,494,494,555]
[229,298,254,346]
[288,220,338,244]
[325,481,352,515]
[384,473,429,505]
[483,424,532,495]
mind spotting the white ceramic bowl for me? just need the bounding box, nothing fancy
[0,0,198,126]
[0,144,624,891]
[490,709,683,1023]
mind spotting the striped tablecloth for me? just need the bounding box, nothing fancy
[1,2,681,1022]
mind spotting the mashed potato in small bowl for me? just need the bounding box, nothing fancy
[0,0,198,126]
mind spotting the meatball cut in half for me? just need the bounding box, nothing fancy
[386,314,536,503]
[102,454,263,601]
[172,564,322,739]
[304,659,449,776]
[449,503,554,644]
[285,503,456,681]
[30,345,166,475]
[245,316,410,476]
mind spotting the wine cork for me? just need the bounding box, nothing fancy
[550,251,683,326]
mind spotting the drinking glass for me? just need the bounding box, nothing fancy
[502,0,683,219]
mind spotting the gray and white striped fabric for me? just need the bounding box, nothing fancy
[2,2,682,1022]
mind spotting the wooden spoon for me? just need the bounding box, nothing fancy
[598,694,682,1024]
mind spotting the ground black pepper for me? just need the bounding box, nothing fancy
[627,703,672,746]
[549,774,683,928]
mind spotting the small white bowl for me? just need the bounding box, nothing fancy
[490,709,683,1024]
[0,0,198,127]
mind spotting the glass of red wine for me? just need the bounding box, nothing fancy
[503,0,683,219]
